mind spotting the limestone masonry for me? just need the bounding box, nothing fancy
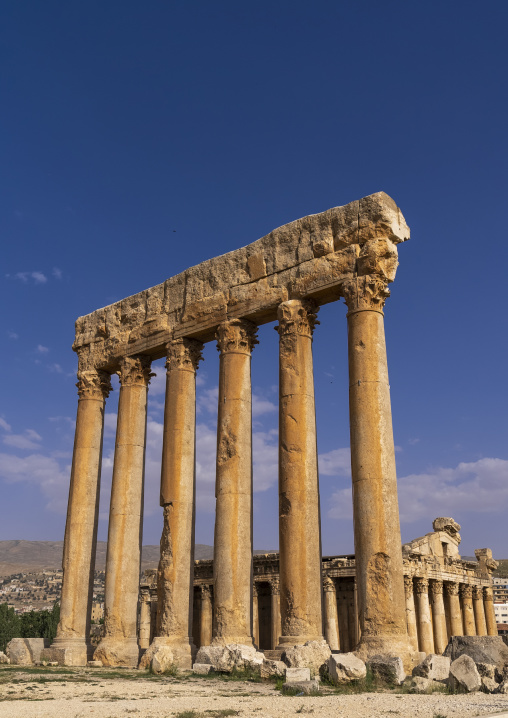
[35,192,497,672]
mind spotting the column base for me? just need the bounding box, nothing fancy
[139,636,196,671]
[41,637,89,666]
[354,634,417,672]
[212,636,253,647]
[93,637,140,667]
[276,634,324,650]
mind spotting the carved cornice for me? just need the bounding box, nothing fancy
[270,577,280,595]
[414,577,429,594]
[473,585,484,600]
[429,580,443,597]
[118,355,154,387]
[166,338,204,373]
[216,318,258,355]
[323,575,336,593]
[445,582,459,597]
[276,299,319,339]
[76,369,112,400]
[404,575,414,595]
[342,275,390,313]
[460,584,473,599]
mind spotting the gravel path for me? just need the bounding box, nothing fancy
[2,667,508,718]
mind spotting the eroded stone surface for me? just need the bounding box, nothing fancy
[195,643,264,673]
[6,638,48,665]
[367,654,406,686]
[0,651,10,664]
[282,679,320,694]
[282,640,331,678]
[327,653,366,683]
[413,654,451,682]
[261,659,286,678]
[444,636,508,671]
[449,655,481,693]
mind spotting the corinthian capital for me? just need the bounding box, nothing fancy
[483,586,494,602]
[460,584,473,599]
[445,582,459,597]
[429,580,443,598]
[323,575,336,593]
[276,299,319,338]
[269,577,280,595]
[414,577,429,594]
[165,338,204,373]
[342,276,390,313]
[473,585,483,600]
[216,318,258,355]
[404,575,414,596]
[76,369,112,400]
[118,355,154,387]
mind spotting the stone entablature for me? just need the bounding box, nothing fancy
[73,193,409,370]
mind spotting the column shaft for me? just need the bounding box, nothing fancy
[270,578,282,651]
[445,582,463,637]
[277,299,324,647]
[94,355,152,667]
[415,578,434,655]
[200,586,213,647]
[323,576,340,650]
[139,592,151,650]
[430,580,448,655]
[460,584,476,636]
[47,368,111,666]
[404,576,419,652]
[252,584,260,649]
[213,319,257,645]
[343,278,410,662]
[473,586,487,636]
[484,587,498,636]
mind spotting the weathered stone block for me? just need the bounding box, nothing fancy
[6,638,48,665]
[282,640,331,677]
[496,679,508,694]
[409,676,432,693]
[87,660,103,667]
[194,643,263,673]
[282,679,320,695]
[412,654,450,682]
[193,663,213,674]
[448,655,481,693]
[0,651,10,664]
[150,646,174,674]
[444,636,508,671]
[327,653,366,683]
[260,659,286,679]
[482,676,499,693]
[367,655,406,686]
[285,667,311,682]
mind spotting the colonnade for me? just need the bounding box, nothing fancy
[51,284,415,666]
[403,577,497,655]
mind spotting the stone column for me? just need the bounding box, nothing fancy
[445,582,463,637]
[270,577,281,651]
[200,586,213,648]
[343,277,411,663]
[473,585,487,636]
[460,584,476,636]
[404,576,419,652]
[142,338,203,669]
[277,299,324,648]
[323,576,340,651]
[414,577,434,655]
[483,586,498,636]
[45,366,111,666]
[429,580,448,655]
[252,583,260,649]
[139,590,151,650]
[94,355,153,667]
[213,319,257,645]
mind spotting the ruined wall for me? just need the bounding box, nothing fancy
[73,192,409,371]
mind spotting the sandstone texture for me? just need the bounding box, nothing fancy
[282,679,320,695]
[327,652,366,683]
[260,659,286,678]
[413,654,451,682]
[281,640,331,677]
[195,643,264,672]
[444,636,508,671]
[6,638,48,665]
[0,651,9,664]
[449,654,482,693]
[367,654,406,686]
[285,667,311,682]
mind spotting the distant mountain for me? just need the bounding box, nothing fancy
[0,540,275,577]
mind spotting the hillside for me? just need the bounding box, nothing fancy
[0,540,275,577]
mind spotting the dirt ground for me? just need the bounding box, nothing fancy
[1,665,508,718]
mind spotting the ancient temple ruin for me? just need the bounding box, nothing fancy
[43,192,498,669]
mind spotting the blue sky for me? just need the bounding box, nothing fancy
[1,1,507,558]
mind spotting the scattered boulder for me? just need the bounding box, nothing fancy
[476,662,500,682]
[448,655,481,693]
[367,655,406,686]
[327,653,366,684]
[412,654,450,682]
[286,667,311,682]
[444,636,508,672]
[496,679,508,694]
[0,651,10,664]
[281,640,331,678]
[409,676,432,693]
[282,679,320,695]
[6,638,48,665]
[260,659,286,679]
[150,646,174,674]
[481,676,499,693]
[194,643,264,673]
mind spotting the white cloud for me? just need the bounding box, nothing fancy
[0,418,11,432]
[14,271,48,284]
[52,267,62,279]
[3,429,42,450]
[318,448,351,477]
[148,365,166,396]
[197,387,219,415]
[0,452,69,513]
[252,395,277,417]
[48,363,63,373]
[8,332,19,340]
[37,344,49,354]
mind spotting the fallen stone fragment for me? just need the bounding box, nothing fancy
[194,643,264,673]
[281,640,331,678]
[282,679,320,695]
[448,654,481,693]
[151,646,174,674]
[367,654,406,686]
[412,654,450,682]
[482,676,499,693]
[260,659,286,678]
[444,636,508,671]
[193,663,213,674]
[0,651,10,664]
[409,676,432,693]
[327,653,366,683]
[87,660,103,667]
[6,638,48,665]
[496,679,508,694]
[476,662,500,681]
[285,667,311,682]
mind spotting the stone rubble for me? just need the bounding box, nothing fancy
[326,652,367,683]
[448,654,482,693]
[367,654,406,686]
[412,653,451,682]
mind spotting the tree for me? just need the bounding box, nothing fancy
[0,603,21,652]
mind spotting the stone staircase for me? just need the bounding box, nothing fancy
[263,649,284,661]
